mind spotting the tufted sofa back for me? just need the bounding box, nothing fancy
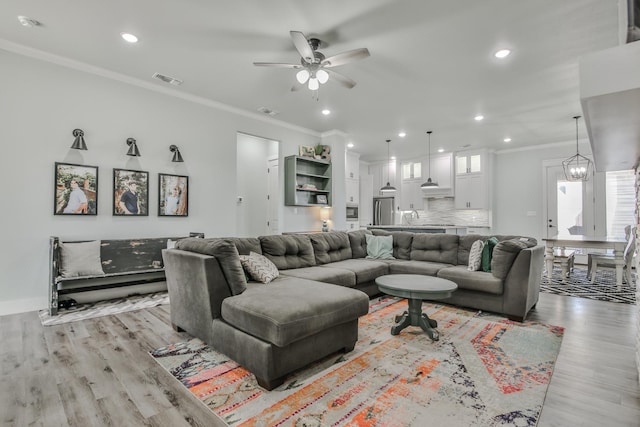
[309,232,353,265]
[410,234,459,264]
[370,230,414,259]
[259,234,316,270]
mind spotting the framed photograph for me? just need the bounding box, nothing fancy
[113,168,149,216]
[316,194,328,205]
[299,145,315,157]
[158,174,188,216]
[54,162,98,215]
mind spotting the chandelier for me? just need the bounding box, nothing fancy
[562,115,592,181]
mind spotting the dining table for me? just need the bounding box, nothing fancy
[542,234,628,287]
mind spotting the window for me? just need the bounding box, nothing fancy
[606,170,635,236]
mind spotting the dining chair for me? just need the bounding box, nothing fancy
[588,225,636,286]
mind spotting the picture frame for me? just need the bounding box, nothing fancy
[299,145,315,157]
[113,168,149,216]
[54,162,99,215]
[158,173,189,216]
[316,194,328,205]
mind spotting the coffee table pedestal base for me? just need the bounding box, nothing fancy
[391,298,439,340]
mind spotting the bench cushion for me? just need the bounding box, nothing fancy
[437,265,504,295]
[309,232,353,265]
[221,277,369,347]
[259,235,316,270]
[321,259,389,284]
[388,260,453,276]
[280,266,356,287]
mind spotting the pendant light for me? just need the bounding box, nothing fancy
[421,131,439,189]
[380,139,396,193]
[562,116,592,181]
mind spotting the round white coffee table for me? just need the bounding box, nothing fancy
[375,274,457,340]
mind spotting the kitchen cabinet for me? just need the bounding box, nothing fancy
[346,151,360,180]
[454,149,493,210]
[400,180,424,210]
[455,174,487,209]
[456,152,482,175]
[346,179,359,204]
[284,155,332,206]
[346,220,359,230]
[401,161,422,181]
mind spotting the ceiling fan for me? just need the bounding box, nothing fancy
[254,31,370,91]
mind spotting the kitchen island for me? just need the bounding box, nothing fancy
[367,225,467,234]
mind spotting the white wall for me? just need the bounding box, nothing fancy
[0,49,320,315]
[493,141,595,243]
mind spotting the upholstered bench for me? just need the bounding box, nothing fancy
[211,276,369,390]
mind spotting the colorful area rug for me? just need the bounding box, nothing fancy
[38,291,169,326]
[541,266,636,304]
[150,298,564,426]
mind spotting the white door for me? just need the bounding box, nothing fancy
[544,164,595,239]
[266,158,279,235]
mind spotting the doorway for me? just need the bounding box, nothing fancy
[544,163,595,239]
[236,133,280,237]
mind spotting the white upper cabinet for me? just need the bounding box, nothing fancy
[401,161,422,181]
[421,152,454,197]
[346,151,360,180]
[454,149,493,209]
[456,152,482,175]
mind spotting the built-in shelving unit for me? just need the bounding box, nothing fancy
[285,155,332,206]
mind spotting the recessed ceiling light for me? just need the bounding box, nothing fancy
[321,109,331,115]
[494,49,511,59]
[17,15,41,27]
[398,132,406,138]
[391,156,396,160]
[121,32,138,43]
[503,137,512,143]
[438,148,444,153]
[347,142,354,148]
[474,115,484,121]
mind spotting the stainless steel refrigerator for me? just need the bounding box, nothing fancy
[373,197,395,225]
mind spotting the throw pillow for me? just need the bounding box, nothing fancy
[365,234,395,260]
[59,240,105,278]
[481,237,500,272]
[468,239,484,271]
[239,251,279,284]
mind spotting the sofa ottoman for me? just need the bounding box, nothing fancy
[212,276,369,390]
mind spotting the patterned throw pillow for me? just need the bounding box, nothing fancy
[239,251,279,284]
[468,240,484,271]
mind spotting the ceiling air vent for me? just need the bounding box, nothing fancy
[257,106,279,116]
[152,73,183,86]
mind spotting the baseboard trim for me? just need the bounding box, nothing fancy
[0,297,47,317]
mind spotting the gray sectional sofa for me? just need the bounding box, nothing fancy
[162,229,543,390]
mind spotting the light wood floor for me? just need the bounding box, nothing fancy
[1,293,639,427]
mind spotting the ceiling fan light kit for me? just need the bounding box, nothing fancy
[254,31,369,93]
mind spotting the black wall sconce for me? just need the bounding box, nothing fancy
[126,138,140,156]
[170,144,184,162]
[70,129,87,150]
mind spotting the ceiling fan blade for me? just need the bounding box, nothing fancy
[290,31,314,63]
[253,62,302,68]
[321,48,370,67]
[325,69,357,89]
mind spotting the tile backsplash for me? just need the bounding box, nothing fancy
[405,198,490,226]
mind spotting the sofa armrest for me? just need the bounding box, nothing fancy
[501,245,544,320]
[162,249,232,344]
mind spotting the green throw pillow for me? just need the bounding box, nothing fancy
[365,234,395,259]
[481,237,499,272]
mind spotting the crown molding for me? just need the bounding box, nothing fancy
[0,39,320,137]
